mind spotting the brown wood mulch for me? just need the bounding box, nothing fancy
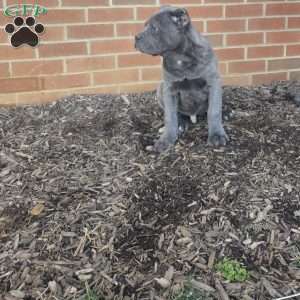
[0,81,300,300]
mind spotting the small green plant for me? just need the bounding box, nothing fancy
[216,258,248,282]
[172,282,211,300]
[84,283,104,300]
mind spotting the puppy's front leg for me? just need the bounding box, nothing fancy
[207,77,229,146]
[154,85,178,152]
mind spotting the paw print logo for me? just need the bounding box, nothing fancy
[5,16,45,48]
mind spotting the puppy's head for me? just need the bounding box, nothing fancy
[135,6,191,56]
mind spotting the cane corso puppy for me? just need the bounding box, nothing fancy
[135,6,229,152]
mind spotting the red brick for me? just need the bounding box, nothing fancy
[0,63,10,78]
[66,56,115,72]
[43,26,64,41]
[266,31,300,44]
[141,67,162,81]
[219,62,227,76]
[247,0,283,2]
[205,0,243,2]
[0,94,17,106]
[16,91,69,106]
[91,39,135,55]
[266,3,300,16]
[61,0,108,6]
[268,58,300,71]
[12,60,63,76]
[39,42,87,58]
[42,74,90,90]
[89,8,134,22]
[14,0,59,6]
[113,0,155,4]
[116,23,144,37]
[286,45,300,56]
[0,29,8,43]
[0,45,35,60]
[207,20,245,33]
[93,69,139,85]
[193,21,204,33]
[248,18,285,31]
[215,48,244,61]
[161,0,206,3]
[222,75,251,86]
[67,24,114,39]
[75,86,119,94]
[252,72,287,85]
[247,46,284,59]
[0,78,40,93]
[118,53,161,68]
[204,34,224,47]
[137,5,223,20]
[0,16,8,26]
[6,0,59,6]
[226,33,263,46]
[188,6,223,19]
[137,7,159,20]
[39,9,85,24]
[288,17,300,29]
[228,60,265,74]
[225,4,263,18]
[119,82,157,93]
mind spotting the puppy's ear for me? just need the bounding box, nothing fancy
[171,8,190,28]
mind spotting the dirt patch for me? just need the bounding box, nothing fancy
[0,82,300,300]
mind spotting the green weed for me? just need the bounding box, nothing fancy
[84,283,104,300]
[172,282,212,300]
[216,258,248,282]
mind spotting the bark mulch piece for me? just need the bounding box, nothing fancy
[0,81,300,300]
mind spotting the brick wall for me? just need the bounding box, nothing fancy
[0,0,300,105]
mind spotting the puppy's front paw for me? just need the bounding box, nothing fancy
[154,136,175,153]
[208,129,229,147]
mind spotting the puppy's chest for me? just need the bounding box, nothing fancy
[164,54,200,77]
[172,78,209,115]
[172,77,207,91]
[164,50,208,79]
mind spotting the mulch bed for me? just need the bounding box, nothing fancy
[0,81,300,300]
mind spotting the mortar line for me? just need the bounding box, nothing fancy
[87,41,91,55]
[63,59,67,73]
[8,61,12,77]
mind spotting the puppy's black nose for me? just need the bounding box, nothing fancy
[135,34,141,49]
[135,33,142,42]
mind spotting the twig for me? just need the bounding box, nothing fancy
[274,293,300,300]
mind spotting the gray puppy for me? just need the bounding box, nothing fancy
[287,81,300,106]
[135,6,229,152]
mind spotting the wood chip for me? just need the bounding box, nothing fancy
[215,278,230,300]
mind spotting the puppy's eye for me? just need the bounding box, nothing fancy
[151,25,159,33]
